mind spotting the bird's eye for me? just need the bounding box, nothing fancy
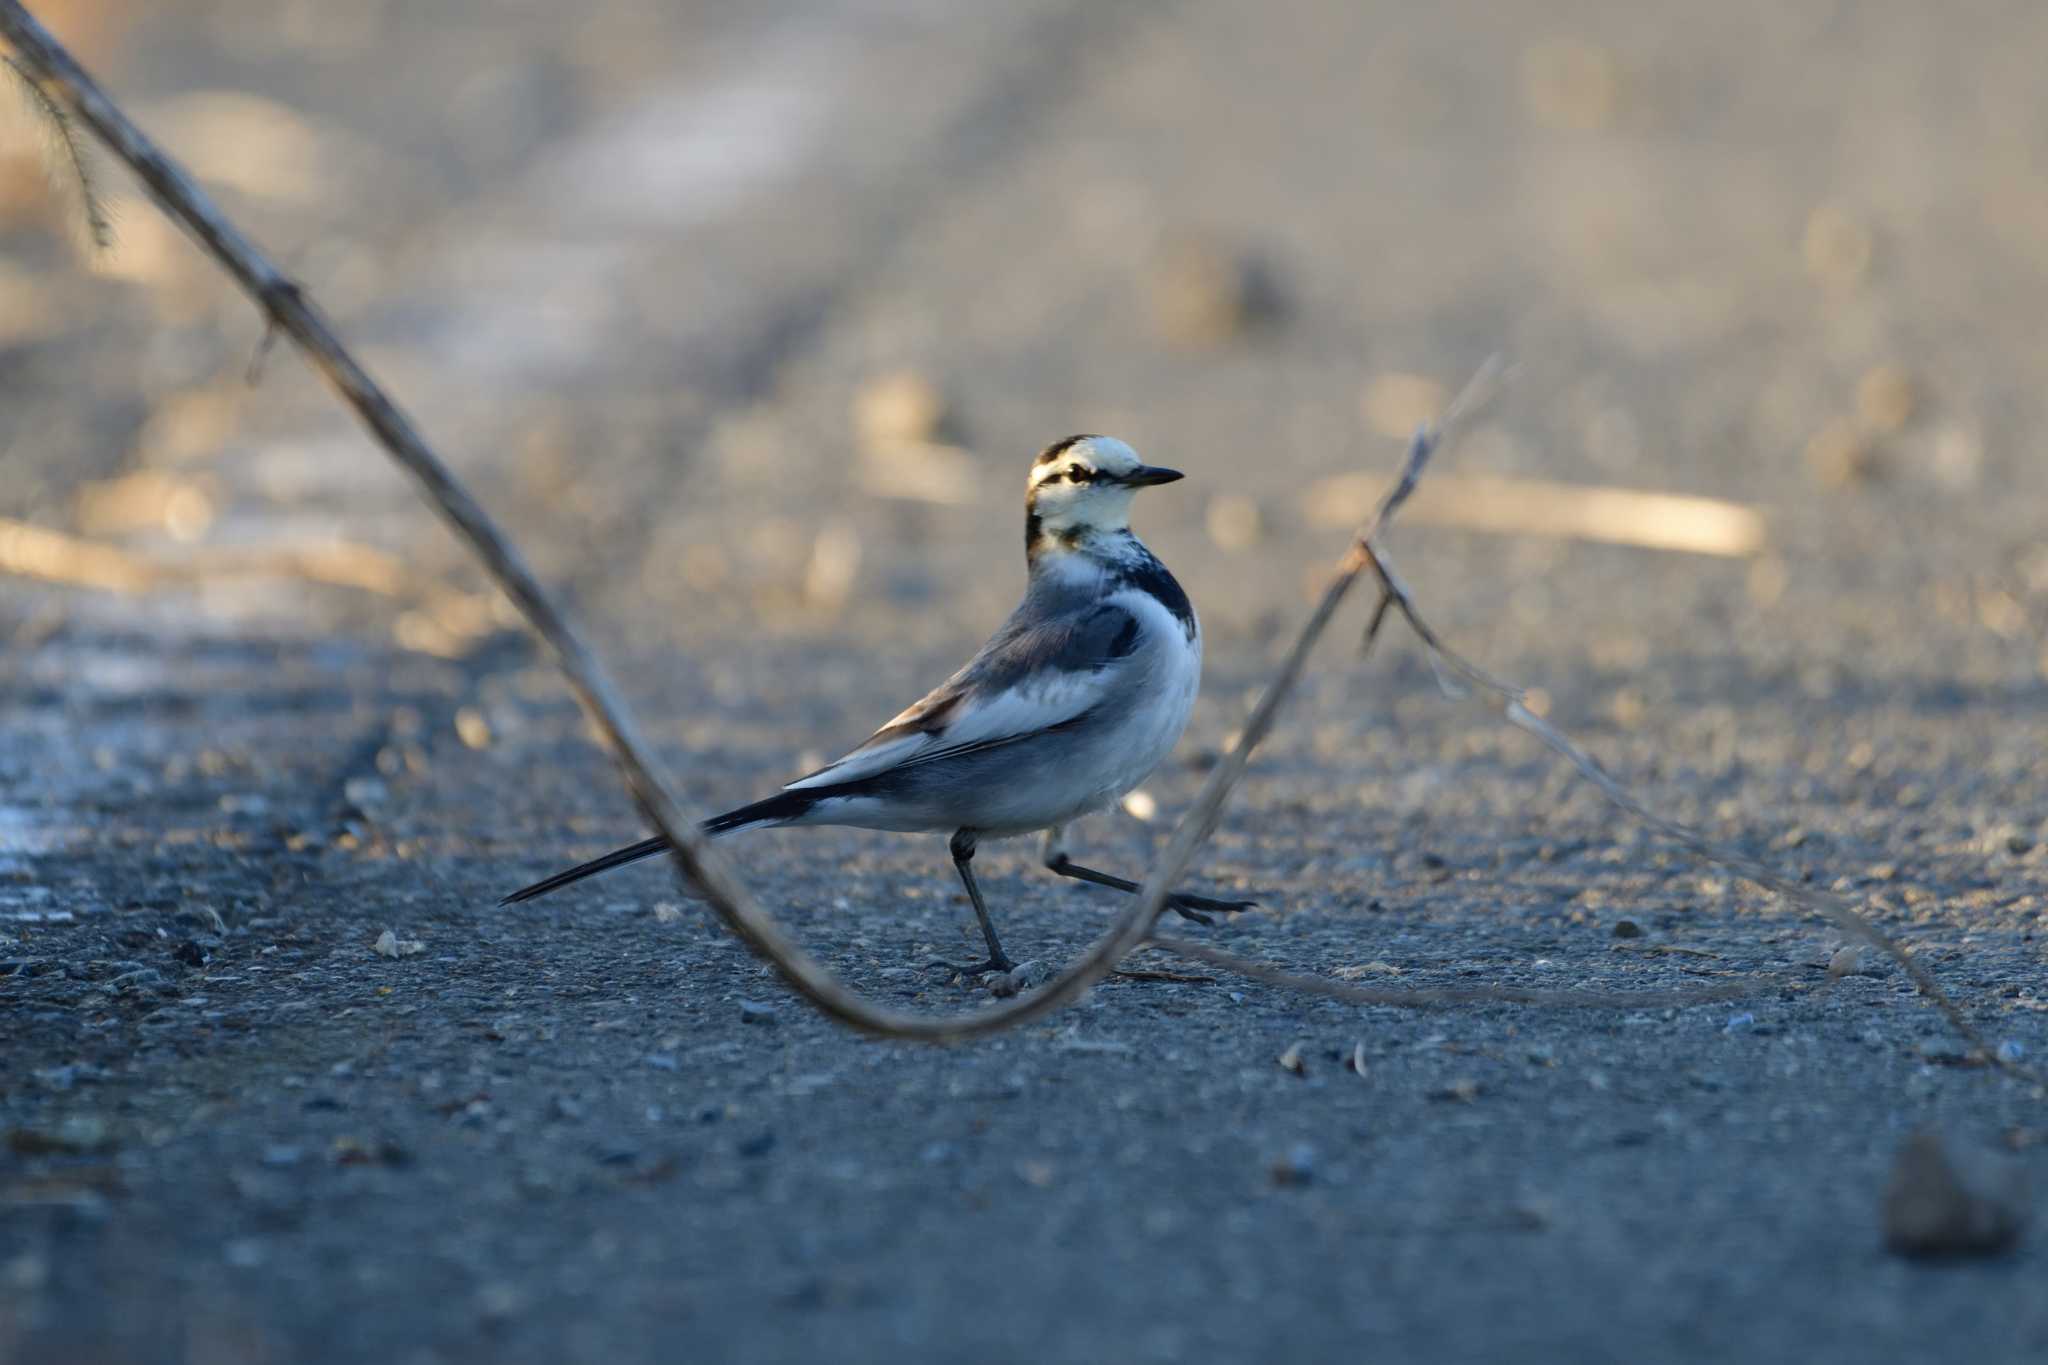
[1068,468,1092,484]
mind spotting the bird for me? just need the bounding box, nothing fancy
[499,434,1253,975]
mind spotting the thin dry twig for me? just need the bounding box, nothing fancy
[0,515,412,596]
[1302,472,1767,558]
[1347,527,2040,1082]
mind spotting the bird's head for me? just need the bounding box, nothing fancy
[1025,435,1182,555]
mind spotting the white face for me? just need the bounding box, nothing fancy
[1026,436,1179,539]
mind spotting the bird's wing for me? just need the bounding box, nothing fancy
[786,601,1143,791]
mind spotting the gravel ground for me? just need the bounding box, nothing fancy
[4,1,2047,1361]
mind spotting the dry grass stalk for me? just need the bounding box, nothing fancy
[1303,472,1767,558]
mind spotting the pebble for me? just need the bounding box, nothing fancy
[737,999,777,1025]
[1611,919,1643,939]
[1883,1133,2028,1259]
[1277,1042,1306,1077]
[644,1053,679,1072]
[1148,237,1283,345]
[453,706,493,750]
[342,776,389,812]
[1204,494,1263,551]
[1270,1142,1316,1187]
[853,370,945,447]
[223,1238,266,1270]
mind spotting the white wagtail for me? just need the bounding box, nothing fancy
[501,435,1251,973]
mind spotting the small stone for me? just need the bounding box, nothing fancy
[370,929,423,958]
[1806,416,1876,487]
[454,707,493,750]
[475,1282,523,1322]
[652,903,684,925]
[1270,1142,1317,1187]
[1,1253,48,1292]
[1827,945,1862,980]
[738,1131,776,1158]
[1009,959,1048,989]
[343,776,389,812]
[1277,1042,1307,1077]
[1432,1078,1481,1103]
[223,1238,266,1270]
[1856,366,1916,434]
[110,967,166,993]
[1883,1133,2028,1258]
[1996,1040,2027,1066]
[1149,237,1283,345]
[645,1053,679,1072]
[1347,1042,1369,1078]
[737,999,777,1025]
[1723,1012,1756,1034]
[172,940,209,968]
[853,370,946,447]
[989,960,1048,998]
[1611,919,1643,939]
[7,1115,113,1155]
[1520,38,1618,131]
[1803,204,1873,289]
[1204,494,1264,551]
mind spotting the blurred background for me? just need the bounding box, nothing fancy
[7,0,2045,662]
[3,1,2046,1361]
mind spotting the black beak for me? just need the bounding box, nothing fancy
[1123,465,1184,487]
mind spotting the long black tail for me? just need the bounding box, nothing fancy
[496,789,816,906]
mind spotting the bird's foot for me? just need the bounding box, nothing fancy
[1166,891,1260,926]
[924,954,1017,979]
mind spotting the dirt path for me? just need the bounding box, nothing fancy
[4,1,2046,1360]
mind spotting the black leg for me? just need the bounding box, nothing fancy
[931,829,1015,976]
[1044,853,1258,926]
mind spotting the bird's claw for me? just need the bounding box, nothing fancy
[1167,891,1259,925]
